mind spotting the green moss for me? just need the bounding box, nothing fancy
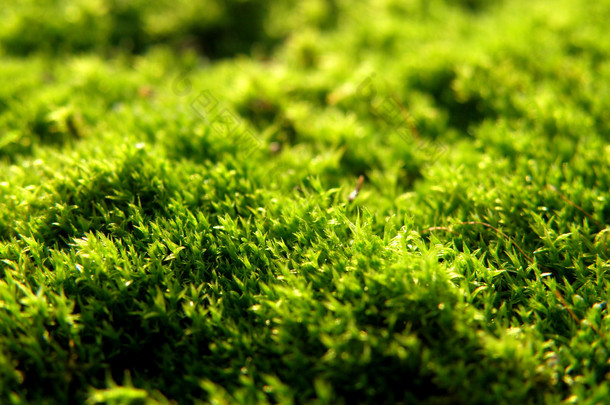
[1,0,610,403]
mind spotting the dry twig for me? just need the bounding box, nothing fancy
[547,184,603,228]
[348,175,365,202]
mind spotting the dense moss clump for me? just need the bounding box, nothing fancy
[1,0,610,403]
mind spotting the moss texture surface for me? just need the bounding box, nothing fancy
[1,0,610,403]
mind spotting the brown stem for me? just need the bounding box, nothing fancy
[348,175,365,202]
[553,289,581,326]
[388,92,422,141]
[423,220,606,336]
[455,221,534,263]
[547,184,603,228]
